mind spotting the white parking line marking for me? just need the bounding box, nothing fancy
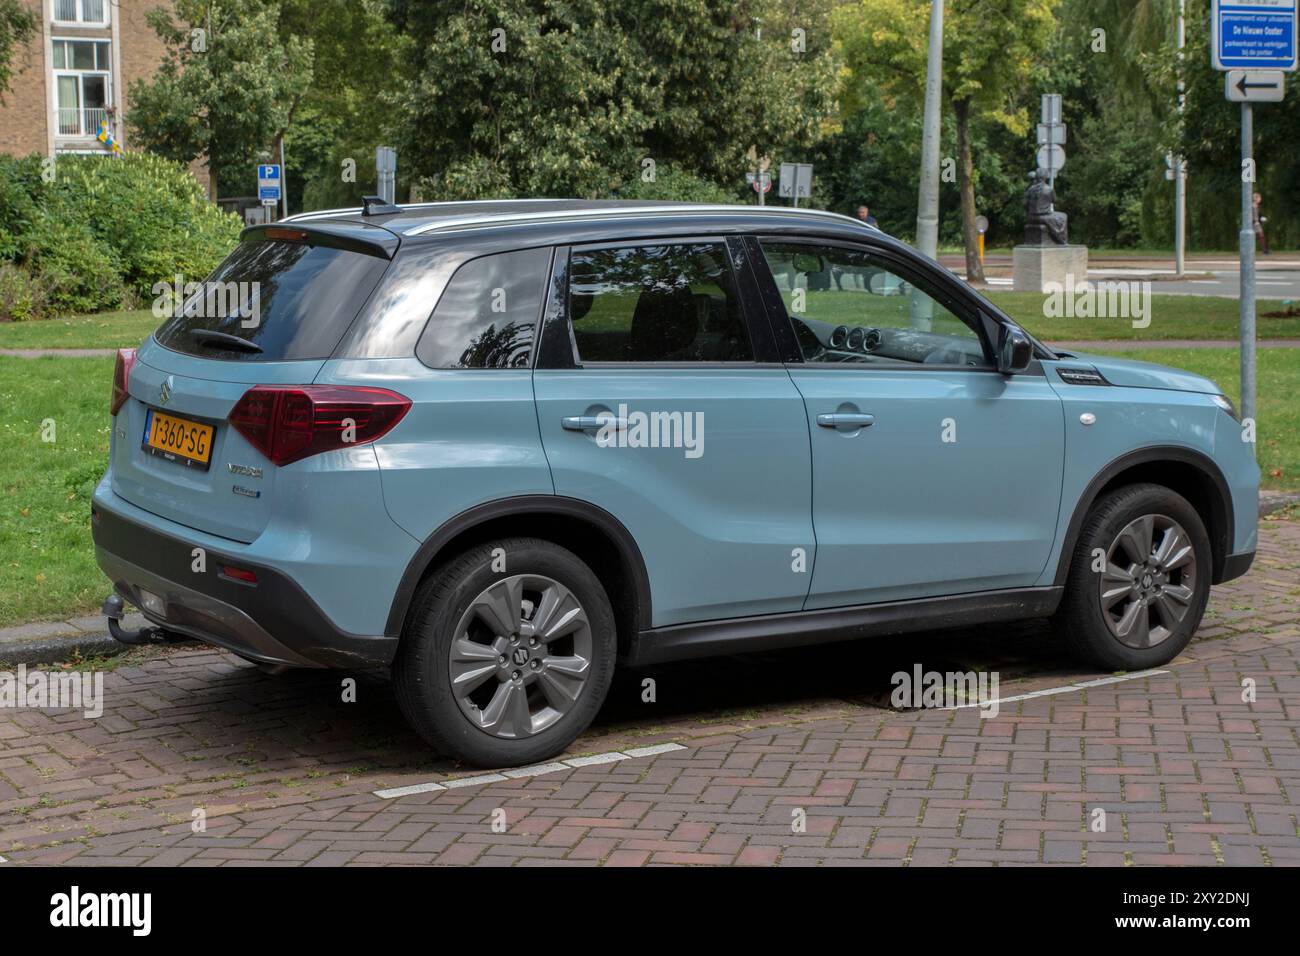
[947,669,1169,709]
[373,743,689,798]
[503,761,571,779]
[622,743,688,758]
[373,781,447,799]
[442,773,509,789]
[562,751,630,767]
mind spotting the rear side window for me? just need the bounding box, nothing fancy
[415,247,550,369]
[568,242,752,363]
[154,238,390,361]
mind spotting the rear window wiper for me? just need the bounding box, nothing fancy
[187,329,264,354]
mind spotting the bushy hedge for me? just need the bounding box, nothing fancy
[613,163,740,204]
[0,153,241,319]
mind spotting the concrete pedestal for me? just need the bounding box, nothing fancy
[1012,244,1089,293]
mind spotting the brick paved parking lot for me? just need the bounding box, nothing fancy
[2,516,1297,867]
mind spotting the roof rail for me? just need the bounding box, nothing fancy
[283,198,582,224]
[403,204,870,236]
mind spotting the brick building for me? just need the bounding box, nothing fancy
[0,0,208,189]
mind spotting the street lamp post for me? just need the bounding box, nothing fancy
[1174,0,1187,276]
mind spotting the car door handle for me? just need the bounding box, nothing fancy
[562,415,625,431]
[817,413,875,428]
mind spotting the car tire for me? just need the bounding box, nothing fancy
[1055,483,1212,671]
[393,537,617,767]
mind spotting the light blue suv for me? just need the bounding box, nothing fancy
[92,200,1259,766]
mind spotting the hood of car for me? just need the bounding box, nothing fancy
[1051,352,1223,395]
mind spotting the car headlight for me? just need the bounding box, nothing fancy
[1210,394,1239,421]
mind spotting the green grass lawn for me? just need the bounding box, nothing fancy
[0,310,159,350]
[985,292,1300,342]
[0,356,113,626]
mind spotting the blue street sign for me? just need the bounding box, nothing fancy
[257,164,282,203]
[1213,0,1298,71]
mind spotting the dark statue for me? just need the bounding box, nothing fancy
[1024,170,1068,246]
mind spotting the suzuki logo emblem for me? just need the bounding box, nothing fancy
[159,375,174,406]
[512,648,529,666]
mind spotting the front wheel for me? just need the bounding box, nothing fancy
[393,537,616,767]
[1055,483,1212,671]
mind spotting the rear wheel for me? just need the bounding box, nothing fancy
[393,538,616,767]
[1055,483,1211,670]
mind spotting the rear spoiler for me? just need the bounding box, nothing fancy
[239,220,400,259]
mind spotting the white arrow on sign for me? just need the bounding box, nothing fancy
[1225,69,1286,102]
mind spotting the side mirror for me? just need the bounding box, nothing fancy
[998,324,1033,374]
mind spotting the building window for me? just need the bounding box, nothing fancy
[52,0,109,25]
[52,39,112,137]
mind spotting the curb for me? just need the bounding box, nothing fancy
[1,494,1296,668]
[1262,492,1300,515]
[0,348,117,358]
[0,612,145,667]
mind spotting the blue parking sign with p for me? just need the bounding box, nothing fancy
[257,164,282,203]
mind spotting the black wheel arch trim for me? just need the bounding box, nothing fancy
[385,496,653,637]
[1052,445,1236,587]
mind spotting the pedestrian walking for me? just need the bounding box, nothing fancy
[1253,192,1269,255]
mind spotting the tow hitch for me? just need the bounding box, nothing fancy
[102,593,169,646]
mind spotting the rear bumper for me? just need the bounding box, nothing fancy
[92,502,397,669]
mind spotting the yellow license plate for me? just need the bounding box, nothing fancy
[143,409,214,469]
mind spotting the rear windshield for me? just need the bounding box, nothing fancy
[153,237,390,361]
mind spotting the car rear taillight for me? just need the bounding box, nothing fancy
[110,348,136,416]
[228,385,411,466]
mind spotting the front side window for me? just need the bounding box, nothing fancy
[568,242,753,363]
[760,241,989,367]
[52,39,111,136]
[415,247,549,369]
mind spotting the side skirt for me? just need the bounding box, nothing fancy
[623,587,1064,667]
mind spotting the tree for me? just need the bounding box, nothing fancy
[126,0,313,199]
[0,0,37,100]
[1030,0,1168,248]
[1164,0,1300,250]
[279,0,406,211]
[384,0,837,199]
[836,0,1058,279]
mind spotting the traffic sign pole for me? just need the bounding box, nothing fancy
[1240,102,1257,433]
[1212,0,1296,451]
[279,140,287,221]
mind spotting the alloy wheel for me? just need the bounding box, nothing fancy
[448,574,593,739]
[1097,513,1198,649]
